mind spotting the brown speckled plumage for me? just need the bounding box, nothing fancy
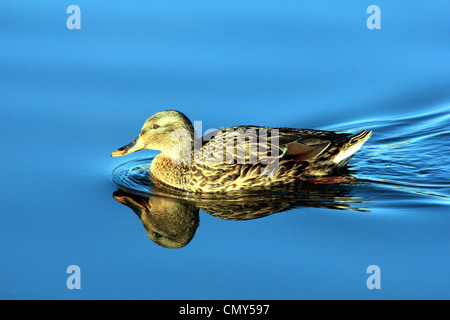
[112,110,372,193]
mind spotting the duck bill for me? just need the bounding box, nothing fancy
[111,137,145,157]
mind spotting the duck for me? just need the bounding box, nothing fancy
[111,110,372,193]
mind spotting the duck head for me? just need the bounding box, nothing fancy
[111,110,195,159]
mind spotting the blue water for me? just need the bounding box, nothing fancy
[1,1,449,299]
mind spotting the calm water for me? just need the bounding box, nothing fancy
[1,1,449,299]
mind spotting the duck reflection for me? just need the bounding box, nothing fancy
[113,180,368,249]
[113,190,199,249]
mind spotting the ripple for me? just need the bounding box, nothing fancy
[328,104,450,199]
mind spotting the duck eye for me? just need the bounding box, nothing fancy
[153,124,160,129]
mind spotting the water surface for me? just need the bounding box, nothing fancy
[0,1,449,299]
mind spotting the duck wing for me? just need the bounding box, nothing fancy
[274,130,334,161]
[198,126,346,164]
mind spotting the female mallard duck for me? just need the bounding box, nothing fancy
[111,110,371,193]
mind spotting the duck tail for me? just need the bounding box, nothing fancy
[332,130,372,164]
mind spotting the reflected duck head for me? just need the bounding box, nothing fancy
[113,190,199,249]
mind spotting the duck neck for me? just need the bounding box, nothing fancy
[150,153,191,189]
